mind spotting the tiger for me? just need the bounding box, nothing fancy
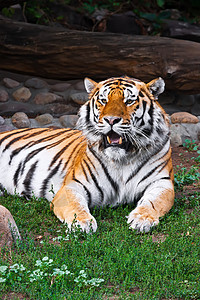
[0,76,174,233]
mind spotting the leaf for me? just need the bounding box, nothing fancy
[157,0,165,7]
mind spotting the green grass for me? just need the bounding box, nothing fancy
[0,191,199,299]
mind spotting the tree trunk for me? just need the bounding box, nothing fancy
[0,17,200,93]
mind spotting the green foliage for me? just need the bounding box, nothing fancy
[174,165,200,190]
[183,139,199,152]
[0,189,200,299]
[1,7,15,18]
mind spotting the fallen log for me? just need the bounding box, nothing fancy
[0,17,200,93]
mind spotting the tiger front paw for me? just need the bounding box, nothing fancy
[53,205,97,234]
[127,206,159,233]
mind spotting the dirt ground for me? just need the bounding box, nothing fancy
[172,144,200,197]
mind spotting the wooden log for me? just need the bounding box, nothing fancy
[0,17,200,93]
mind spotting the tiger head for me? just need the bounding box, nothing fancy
[77,76,169,161]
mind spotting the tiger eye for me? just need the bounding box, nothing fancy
[101,99,107,104]
[126,99,133,105]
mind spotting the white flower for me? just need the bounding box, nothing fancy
[0,266,8,273]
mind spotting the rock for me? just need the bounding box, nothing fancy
[70,92,88,105]
[49,104,78,117]
[50,82,71,92]
[25,77,48,89]
[72,80,85,90]
[3,77,20,88]
[11,112,30,128]
[12,87,31,102]
[171,112,199,124]
[170,123,200,145]
[0,124,15,132]
[59,115,78,128]
[0,205,21,248]
[34,92,62,105]
[0,89,9,102]
[0,116,5,125]
[170,124,183,146]
[35,113,54,125]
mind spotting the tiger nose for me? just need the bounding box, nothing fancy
[103,116,122,125]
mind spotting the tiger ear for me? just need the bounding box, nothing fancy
[84,78,98,93]
[146,77,165,99]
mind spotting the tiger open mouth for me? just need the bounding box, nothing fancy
[103,130,131,151]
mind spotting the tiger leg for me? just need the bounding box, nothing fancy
[51,186,97,233]
[127,186,174,233]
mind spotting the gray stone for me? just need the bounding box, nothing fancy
[50,82,71,92]
[0,89,9,102]
[170,123,200,145]
[36,113,54,125]
[34,92,62,105]
[170,124,183,146]
[11,112,30,128]
[0,116,5,125]
[59,115,78,128]
[70,92,88,105]
[0,205,21,248]
[3,78,20,88]
[25,77,48,89]
[181,123,200,142]
[49,104,78,117]
[0,124,15,132]
[72,80,85,90]
[12,87,31,102]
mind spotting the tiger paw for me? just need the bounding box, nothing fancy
[53,205,97,234]
[66,215,97,234]
[127,206,159,233]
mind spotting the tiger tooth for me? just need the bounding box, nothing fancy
[119,137,122,144]
[107,136,111,144]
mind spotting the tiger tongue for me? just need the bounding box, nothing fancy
[107,132,122,145]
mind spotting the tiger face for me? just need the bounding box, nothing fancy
[77,76,168,161]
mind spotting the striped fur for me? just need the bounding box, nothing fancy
[0,76,174,233]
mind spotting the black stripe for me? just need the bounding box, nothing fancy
[20,147,46,176]
[40,160,62,198]
[3,133,33,152]
[72,177,92,207]
[81,162,89,182]
[0,128,31,146]
[27,129,73,147]
[9,141,33,165]
[88,147,119,193]
[86,102,90,123]
[83,159,104,202]
[14,162,22,187]
[23,129,49,139]
[49,133,81,169]
[23,161,38,195]
[126,136,170,184]
[138,160,167,185]
[148,99,154,127]
[134,176,171,205]
[46,136,70,149]
[134,101,147,125]
[62,142,86,172]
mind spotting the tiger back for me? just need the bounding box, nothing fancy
[0,76,174,233]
